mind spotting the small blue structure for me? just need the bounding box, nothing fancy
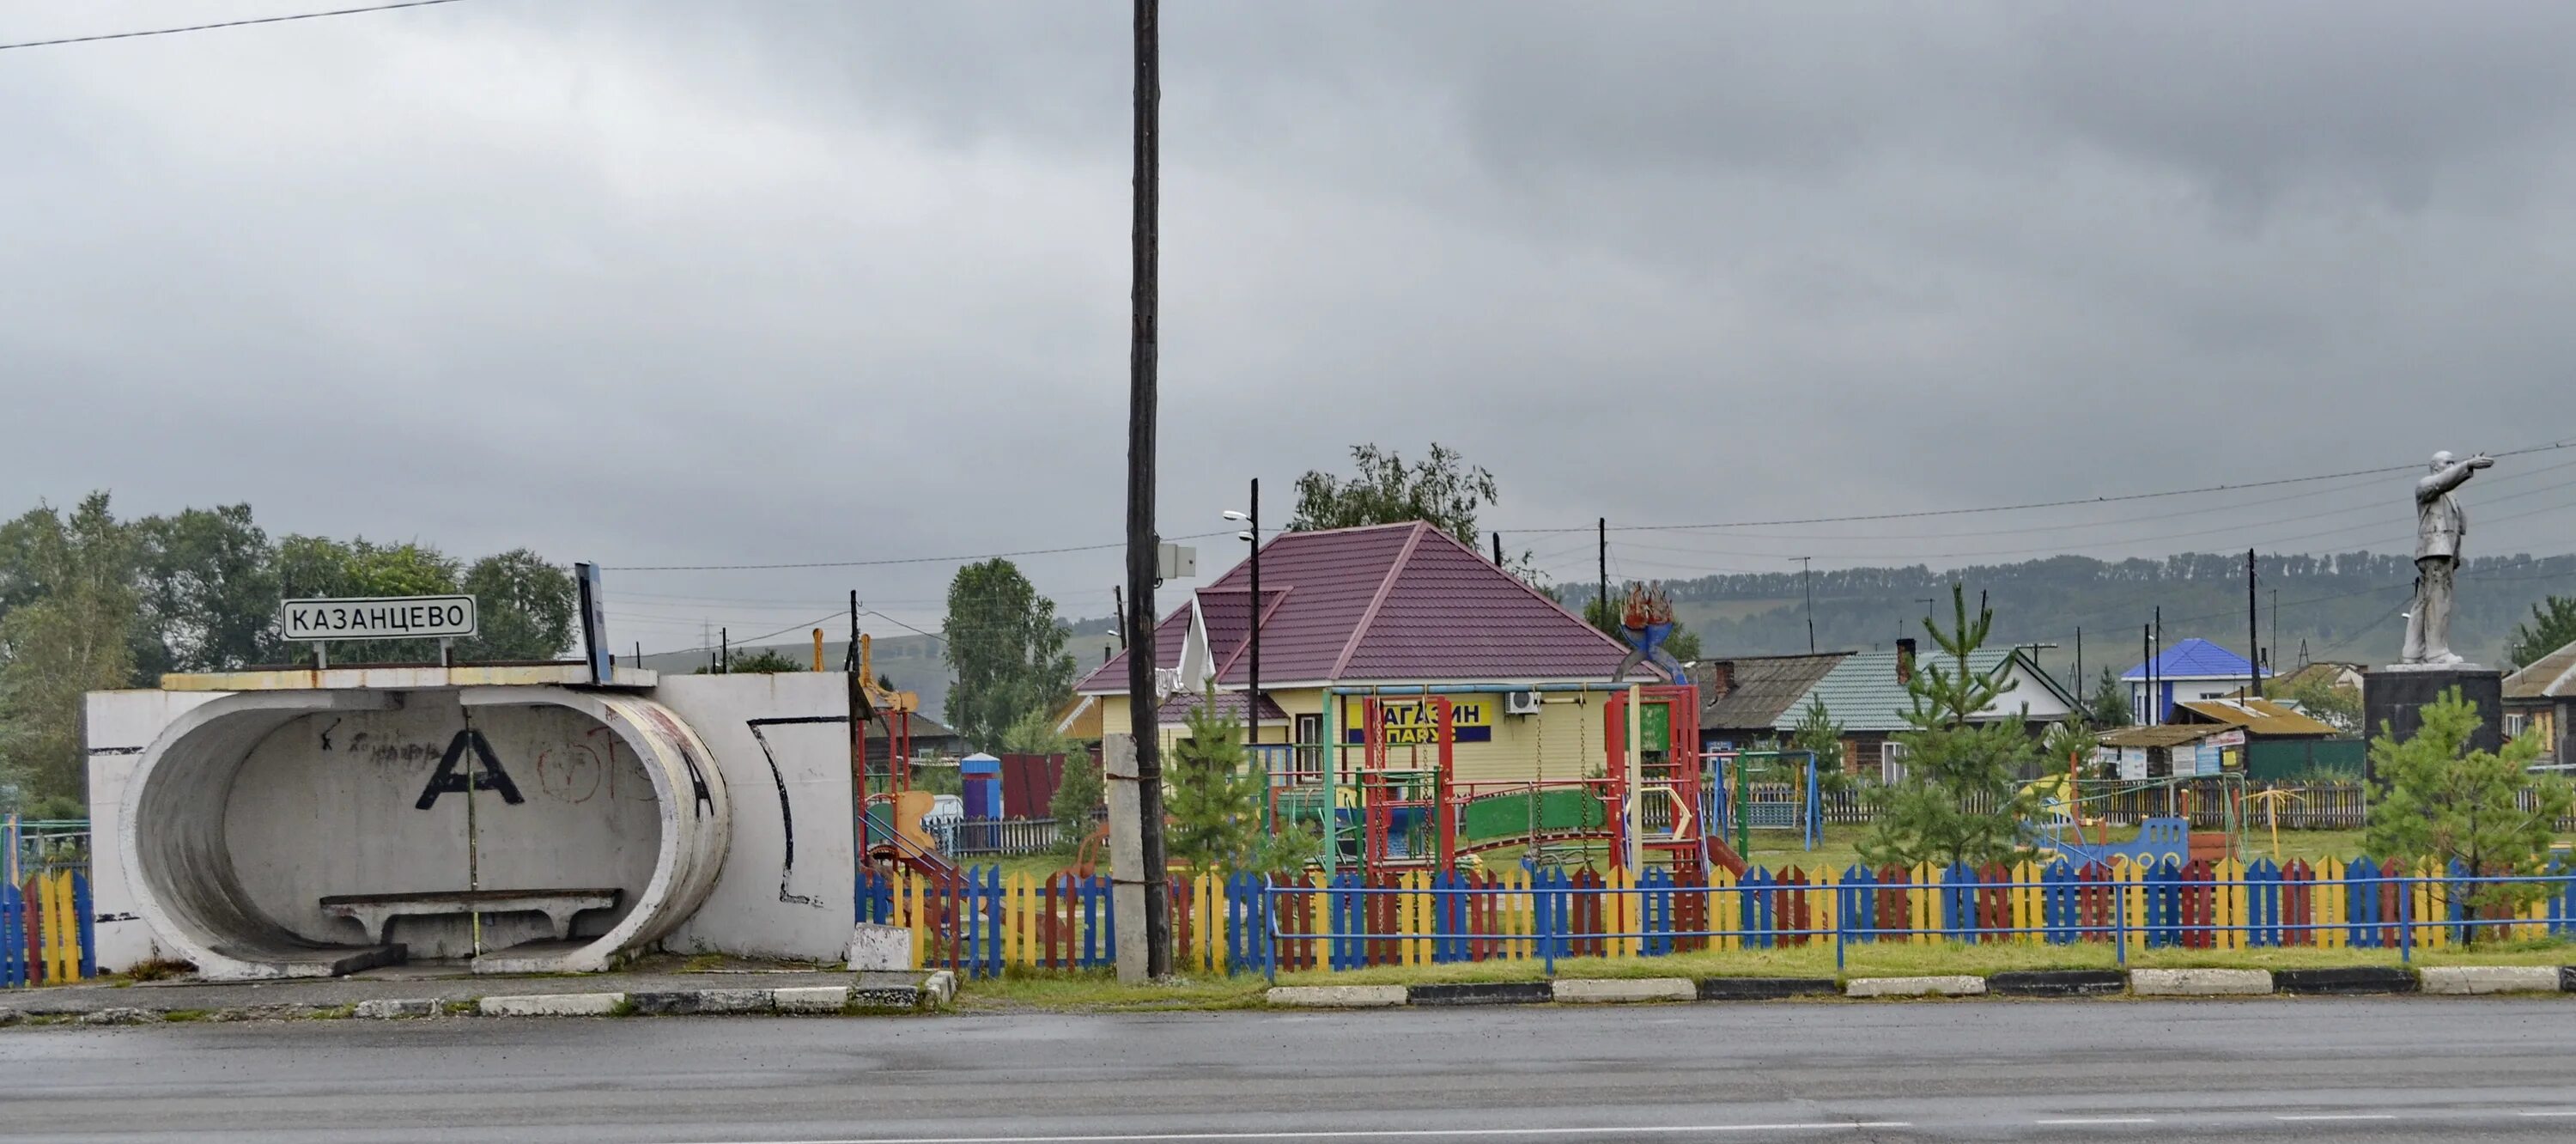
[959,752,1003,820]
[2032,816,2195,869]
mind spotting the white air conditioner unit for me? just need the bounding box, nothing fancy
[1502,691,1540,717]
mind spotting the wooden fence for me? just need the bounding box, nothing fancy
[862,857,2576,979]
[1803,782,2571,832]
[948,818,1065,857]
[3,869,94,988]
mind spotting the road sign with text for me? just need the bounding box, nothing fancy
[281,595,477,642]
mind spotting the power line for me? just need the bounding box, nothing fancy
[1523,438,2576,535]
[613,531,1235,573]
[0,0,466,52]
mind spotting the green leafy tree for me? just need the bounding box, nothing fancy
[697,648,807,674]
[1000,707,1073,754]
[1002,709,1106,846]
[1289,443,1498,545]
[2087,666,2133,728]
[2364,689,2573,938]
[1857,585,2041,870]
[1050,751,1105,847]
[2266,671,2362,735]
[459,549,576,661]
[0,494,140,803]
[1289,442,1546,587]
[1785,696,1854,796]
[2506,594,2576,671]
[130,504,281,675]
[275,536,464,665]
[941,559,1077,753]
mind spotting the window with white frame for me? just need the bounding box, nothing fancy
[1879,739,1910,785]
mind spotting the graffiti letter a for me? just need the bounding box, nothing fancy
[415,728,527,809]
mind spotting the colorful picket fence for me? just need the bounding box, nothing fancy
[863,858,2576,979]
[3,870,94,989]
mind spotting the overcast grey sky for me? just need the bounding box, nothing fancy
[6,1,2574,651]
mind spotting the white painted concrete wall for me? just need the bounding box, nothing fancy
[83,675,855,973]
[223,692,660,958]
[84,690,226,971]
[655,673,855,963]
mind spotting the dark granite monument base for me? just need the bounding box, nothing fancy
[2361,666,2504,778]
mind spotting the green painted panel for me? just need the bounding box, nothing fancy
[2246,739,2365,781]
[1460,788,1608,843]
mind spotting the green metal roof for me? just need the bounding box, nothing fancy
[1773,648,2077,733]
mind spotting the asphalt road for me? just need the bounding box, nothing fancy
[3,998,2573,1142]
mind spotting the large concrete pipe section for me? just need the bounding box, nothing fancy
[120,685,731,979]
[121,690,399,979]
[456,685,731,972]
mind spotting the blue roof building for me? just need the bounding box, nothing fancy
[2121,637,2267,725]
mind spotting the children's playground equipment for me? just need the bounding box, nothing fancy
[2020,771,2247,867]
[1266,683,1744,879]
[1612,583,1689,686]
[1704,749,1826,858]
[852,634,958,883]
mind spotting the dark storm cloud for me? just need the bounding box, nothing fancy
[4,1,2573,645]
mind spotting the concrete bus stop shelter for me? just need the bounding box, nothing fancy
[86,666,857,980]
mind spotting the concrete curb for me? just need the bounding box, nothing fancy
[352,999,440,1019]
[2274,967,2417,995]
[1845,976,1984,999]
[2421,966,2564,995]
[1696,977,1838,1001]
[775,986,852,1013]
[629,989,774,1016]
[480,992,625,1018]
[922,971,957,1008]
[1406,982,1554,1007]
[1267,985,1407,1008]
[1552,977,1694,1003]
[1989,971,2128,998]
[2130,969,2272,996]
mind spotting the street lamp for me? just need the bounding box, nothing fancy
[1222,478,1259,749]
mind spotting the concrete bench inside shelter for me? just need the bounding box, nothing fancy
[320,888,623,946]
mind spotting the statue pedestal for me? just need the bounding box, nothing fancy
[2361,666,2504,778]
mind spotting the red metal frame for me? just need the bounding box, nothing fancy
[1603,685,1704,874]
[1357,697,1455,875]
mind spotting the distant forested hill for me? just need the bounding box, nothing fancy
[1558,551,2576,684]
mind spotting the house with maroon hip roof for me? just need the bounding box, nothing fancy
[1071,521,1669,785]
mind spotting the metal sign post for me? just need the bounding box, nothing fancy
[575,563,611,683]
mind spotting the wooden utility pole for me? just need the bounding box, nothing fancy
[1796,557,1815,654]
[1596,518,1607,621]
[1117,0,1171,982]
[2246,549,2261,701]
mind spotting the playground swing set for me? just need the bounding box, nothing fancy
[1265,682,1752,881]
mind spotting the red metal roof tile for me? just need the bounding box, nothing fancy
[1077,521,1649,693]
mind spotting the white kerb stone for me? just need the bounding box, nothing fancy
[1552,977,1696,1003]
[774,986,850,1013]
[1844,976,1986,998]
[1267,985,1406,1008]
[849,924,914,972]
[2129,969,2272,996]
[478,992,625,1017]
[2421,965,2563,995]
[922,971,957,1007]
[352,998,438,1019]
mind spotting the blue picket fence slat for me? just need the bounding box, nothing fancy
[2,881,21,989]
